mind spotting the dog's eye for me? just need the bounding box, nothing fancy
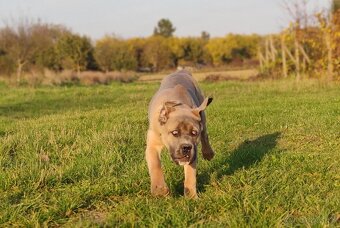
[171,130,179,137]
[191,130,198,136]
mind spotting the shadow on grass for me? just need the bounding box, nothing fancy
[196,131,281,193]
[0,98,79,119]
[0,130,6,137]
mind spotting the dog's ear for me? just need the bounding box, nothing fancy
[192,97,213,118]
[159,101,182,125]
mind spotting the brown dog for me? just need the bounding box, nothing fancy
[145,70,214,198]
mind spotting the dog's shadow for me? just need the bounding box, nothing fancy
[173,132,281,195]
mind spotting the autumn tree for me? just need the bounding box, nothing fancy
[94,36,136,72]
[153,19,176,38]
[207,37,234,66]
[127,38,147,70]
[282,0,314,79]
[207,34,260,66]
[201,31,210,41]
[179,38,210,66]
[280,0,340,79]
[143,36,172,71]
[56,34,93,73]
[33,24,70,71]
[331,0,340,76]
[167,37,184,67]
[0,48,15,76]
[0,19,40,81]
[317,0,340,79]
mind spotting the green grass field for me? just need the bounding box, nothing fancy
[0,79,339,226]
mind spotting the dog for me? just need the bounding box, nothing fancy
[145,70,214,198]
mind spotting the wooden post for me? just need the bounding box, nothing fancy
[265,38,270,64]
[284,45,297,65]
[281,35,288,78]
[258,48,264,72]
[294,31,301,80]
[298,44,311,64]
[325,28,334,81]
[270,36,277,62]
[16,59,25,83]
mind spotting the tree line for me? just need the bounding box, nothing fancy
[0,0,339,82]
[0,18,260,81]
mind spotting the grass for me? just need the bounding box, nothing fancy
[0,79,339,226]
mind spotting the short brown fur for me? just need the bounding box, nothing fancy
[145,70,214,198]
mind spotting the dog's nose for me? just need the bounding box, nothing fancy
[181,144,192,155]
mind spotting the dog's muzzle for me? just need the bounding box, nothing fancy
[171,144,196,165]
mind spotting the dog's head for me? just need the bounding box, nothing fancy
[158,97,213,165]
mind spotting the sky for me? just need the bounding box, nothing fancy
[0,0,330,40]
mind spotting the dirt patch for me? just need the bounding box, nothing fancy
[204,73,260,82]
[138,68,259,83]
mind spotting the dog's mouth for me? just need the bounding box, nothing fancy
[173,154,190,161]
[173,157,190,166]
[171,149,196,166]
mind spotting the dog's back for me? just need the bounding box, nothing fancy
[159,70,196,91]
[148,70,204,120]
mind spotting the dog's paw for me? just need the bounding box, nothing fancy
[151,185,170,197]
[184,187,198,199]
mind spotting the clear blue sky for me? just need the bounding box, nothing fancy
[0,0,330,40]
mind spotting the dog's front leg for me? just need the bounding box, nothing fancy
[145,130,169,196]
[184,160,198,198]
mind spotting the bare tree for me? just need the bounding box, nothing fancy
[281,0,312,80]
[282,0,310,29]
[0,18,40,82]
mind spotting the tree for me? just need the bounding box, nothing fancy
[282,0,313,79]
[333,0,340,11]
[0,19,40,81]
[0,20,73,77]
[94,36,136,72]
[315,0,340,80]
[56,34,93,73]
[127,38,148,70]
[143,36,172,71]
[32,24,70,71]
[331,0,340,76]
[167,37,183,67]
[153,19,176,38]
[206,34,260,66]
[201,31,210,41]
[179,38,209,65]
[0,48,15,76]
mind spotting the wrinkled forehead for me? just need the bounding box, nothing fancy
[167,111,200,131]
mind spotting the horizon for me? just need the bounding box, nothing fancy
[0,0,331,40]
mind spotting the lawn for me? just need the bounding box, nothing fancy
[0,79,339,226]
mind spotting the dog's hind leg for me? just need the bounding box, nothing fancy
[194,88,214,161]
[145,130,169,196]
[200,111,215,161]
